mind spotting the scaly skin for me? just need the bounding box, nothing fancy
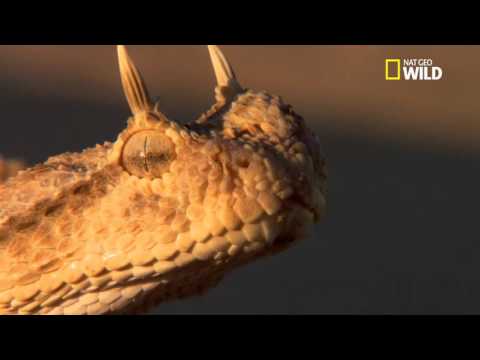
[0,46,327,315]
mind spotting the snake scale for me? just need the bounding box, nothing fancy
[0,45,327,315]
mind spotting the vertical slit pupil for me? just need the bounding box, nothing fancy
[143,135,149,173]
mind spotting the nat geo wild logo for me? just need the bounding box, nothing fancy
[385,58,443,81]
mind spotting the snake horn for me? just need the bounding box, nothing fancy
[208,45,243,102]
[117,45,154,116]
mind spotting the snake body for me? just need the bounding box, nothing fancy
[0,46,327,315]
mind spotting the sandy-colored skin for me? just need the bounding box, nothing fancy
[0,46,327,315]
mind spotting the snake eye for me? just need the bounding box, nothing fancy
[122,131,176,178]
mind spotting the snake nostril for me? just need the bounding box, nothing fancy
[235,158,250,168]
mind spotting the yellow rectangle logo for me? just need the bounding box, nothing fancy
[385,59,401,80]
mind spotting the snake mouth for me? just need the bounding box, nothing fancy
[262,196,320,255]
[288,193,321,223]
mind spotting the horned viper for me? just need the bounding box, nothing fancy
[0,45,327,315]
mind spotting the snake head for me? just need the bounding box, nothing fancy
[109,44,327,282]
[0,46,327,315]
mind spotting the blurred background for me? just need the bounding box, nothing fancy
[1,45,479,314]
